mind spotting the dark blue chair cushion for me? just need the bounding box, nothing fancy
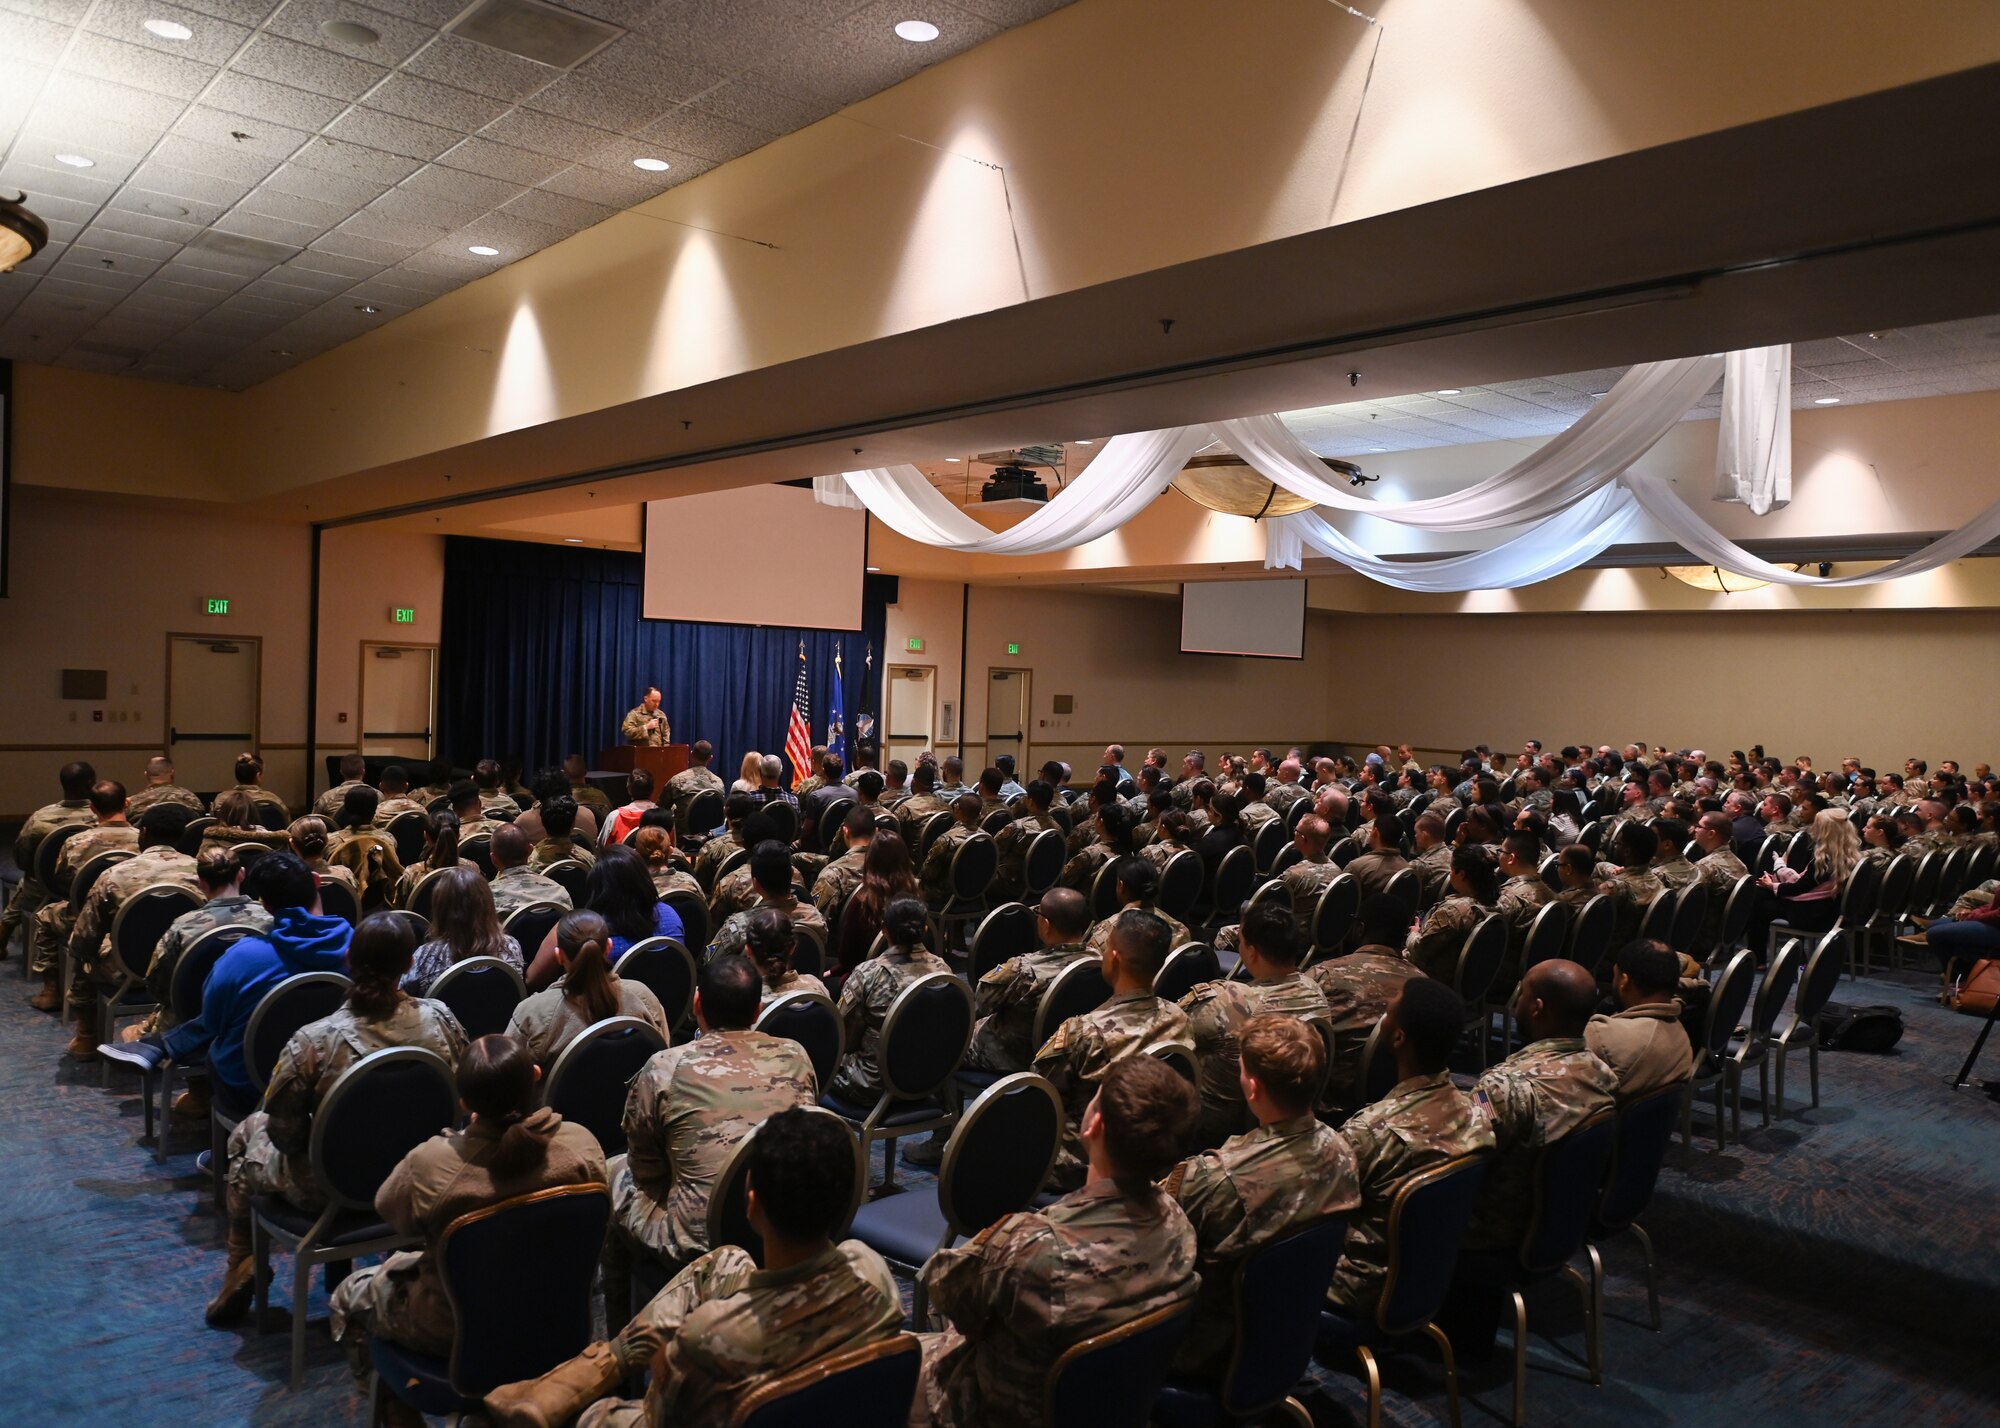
[850,1186,957,1268]
[819,1093,949,1129]
[252,1196,395,1249]
[1151,1383,1222,1428]
[737,1341,922,1428]
[370,1336,461,1416]
[954,1069,1002,1094]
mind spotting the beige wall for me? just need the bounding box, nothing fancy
[314,527,447,758]
[0,487,311,817]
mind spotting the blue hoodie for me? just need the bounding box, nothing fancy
[163,907,354,1098]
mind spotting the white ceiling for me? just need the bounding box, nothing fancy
[0,0,1069,388]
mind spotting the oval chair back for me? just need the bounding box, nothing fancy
[1934,847,1971,915]
[790,924,826,978]
[1538,854,1562,893]
[1087,859,1121,921]
[1442,806,1465,842]
[1242,879,1291,931]
[1032,958,1111,1052]
[758,991,845,1091]
[385,812,428,866]
[1751,836,1780,877]
[1966,844,1998,889]
[1375,1153,1490,1335]
[244,972,352,1093]
[980,806,1014,837]
[1270,844,1304,878]
[1286,799,1312,832]
[916,812,953,861]
[1874,854,1917,921]
[1837,857,1881,927]
[660,889,710,954]
[1702,951,1757,1062]
[169,923,257,1021]
[1152,944,1218,1006]
[1520,1113,1617,1274]
[310,1045,457,1212]
[823,803,861,853]
[942,833,995,905]
[1020,829,1065,900]
[110,883,203,982]
[1577,819,1604,855]
[1327,837,1360,868]
[501,902,566,962]
[541,860,590,906]
[1634,888,1678,945]
[426,955,528,1037]
[1252,819,1286,874]
[1146,1040,1199,1084]
[69,849,133,911]
[252,801,287,832]
[1747,937,1804,1044]
[1784,830,1814,874]
[1453,914,1509,1005]
[1351,1018,1401,1111]
[317,880,360,925]
[1207,846,1256,922]
[715,848,751,890]
[880,973,975,1102]
[968,903,1038,982]
[1208,1214,1352,1420]
[1520,901,1572,969]
[1381,868,1420,920]
[391,909,429,943]
[1717,876,1758,952]
[940,1073,1065,1238]
[435,1183,613,1400]
[408,867,451,920]
[1793,929,1847,1026]
[1565,895,1618,979]
[176,818,216,858]
[1309,874,1360,955]
[616,936,698,1029]
[709,1106,865,1264]
[1156,850,1204,921]
[544,1015,669,1156]
[1045,1299,1196,1428]
[1593,1081,1687,1236]
[683,790,723,840]
[1668,883,1708,955]
[731,1335,923,1428]
[461,835,494,879]
[762,801,798,844]
[1048,804,1074,835]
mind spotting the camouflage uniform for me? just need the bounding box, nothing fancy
[922,822,979,908]
[622,705,670,746]
[1265,782,1311,820]
[1180,973,1330,1147]
[916,1182,1199,1428]
[666,765,726,829]
[964,942,1092,1074]
[707,897,826,961]
[506,975,669,1067]
[1085,904,1189,957]
[126,783,203,821]
[580,1241,904,1428]
[1309,946,1420,1108]
[828,947,953,1104]
[1032,990,1192,1188]
[1057,839,1117,895]
[651,866,704,900]
[228,999,467,1215]
[531,835,596,874]
[1344,848,1409,902]
[313,780,369,819]
[144,894,274,1030]
[810,846,867,918]
[1139,838,1193,872]
[63,845,199,991]
[572,781,614,823]
[993,812,1061,900]
[1411,844,1454,905]
[757,969,831,1008]
[1465,1038,1618,1251]
[1239,800,1280,838]
[1600,867,1665,946]
[209,782,288,821]
[372,794,430,827]
[611,1030,817,1270]
[707,868,758,927]
[896,792,951,840]
[4,798,96,947]
[487,865,573,921]
[693,832,744,891]
[1404,895,1490,980]
[1167,1115,1360,1374]
[1652,852,1699,892]
[1327,1071,1494,1310]
[1496,873,1552,975]
[30,823,140,972]
[479,791,521,820]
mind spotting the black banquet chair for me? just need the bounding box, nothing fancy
[617,936,698,1031]
[757,991,845,1092]
[1047,1300,1197,1428]
[1585,1079,1687,1334]
[820,972,973,1191]
[426,955,528,1037]
[731,1335,923,1428]
[543,1015,670,1156]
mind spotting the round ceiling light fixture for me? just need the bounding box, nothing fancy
[143,18,193,39]
[355,304,381,314]
[321,19,381,44]
[468,244,499,255]
[894,19,940,41]
[632,156,671,172]
[1170,452,1362,518]
[0,192,50,273]
[1434,388,1462,395]
[54,153,95,168]
[1814,396,1841,405]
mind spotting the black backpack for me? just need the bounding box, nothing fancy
[1813,1001,1905,1052]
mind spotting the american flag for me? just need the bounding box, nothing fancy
[784,642,813,789]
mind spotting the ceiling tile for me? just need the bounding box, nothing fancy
[287,136,425,185]
[696,80,838,135]
[202,71,352,130]
[83,0,256,63]
[74,224,183,260]
[63,32,224,99]
[31,71,191,131]
[433,134,567,185]
[644,0,809,70]
[171,105,318,163]
[312,226,423,263]
[348,0,463,24]
[0,0,91,24]
[14,190,100,225]
[362,71,511,132]
[91,206,201,242]
[232,33,391,101]
[401,32,557,102]
[125,159,256,207]
[152,256,254,288]
[284,246,385,278]
[537,162,673,208]
[0,159,120,206]
[428,210,565,260]
[337,206,449,249]
[573,139,708,187]
[265,0,438,65]
[236,183,349,227]
[0,7,75,64]
[478,106,618,161]
[366,184,487,233]
[256,261,355,292]
[363,262,461,296]
[15,120,153,179]
[323,104,463,161]
[260,159,386,208]
[149,133,290,185]
[213,206,331,246]
[634,104,773,164]
[575,34,720,104]
[171,0,287,23]
[499,185,615,232]
[399,247,490,278]
[526,72,675,133]
[398,161,522,211]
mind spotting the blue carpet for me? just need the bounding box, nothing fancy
[2,863,1996,1424]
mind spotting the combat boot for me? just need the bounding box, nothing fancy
[66,1016,99,1061]
[483,1341,625,1428]
[28,973,61,1013]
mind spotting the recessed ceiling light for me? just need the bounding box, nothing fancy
[564,537,583,543]
[866,565,881,572]
[355,304,380,313]
[143,18,193,39]
[468,244,499,255]
[1814,396,1841,405]
[144,200,189,216]
[1434,388,1461,395]
[1588,390,1609,397]
[1369,446,1387,452]
[320,19,380,44]
[945,456,961,462]
[1074,439,1094,445]
[894,19,940,41]
[632,157,670,172]
[54,153,94,168]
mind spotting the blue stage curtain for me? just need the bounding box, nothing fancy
[438,537,886,776]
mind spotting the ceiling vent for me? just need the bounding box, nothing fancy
[445,0,625,70]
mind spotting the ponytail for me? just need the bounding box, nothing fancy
[556,909,619,1024]
[742,906,794,987]
[458,1034,546,1176]
[346,912,415,1020]
[288,815,330,862]
[430,811,461,870]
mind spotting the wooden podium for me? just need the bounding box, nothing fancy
[597,744,689,785]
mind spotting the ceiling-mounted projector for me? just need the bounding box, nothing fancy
[974,445,1065,505]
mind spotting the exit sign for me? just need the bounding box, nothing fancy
[391,607,416,624]
[1006,642,1021,655]
[204,597,229,616]
[906,637,924,652]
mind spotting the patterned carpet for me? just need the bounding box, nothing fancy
[2,865,1996,1424]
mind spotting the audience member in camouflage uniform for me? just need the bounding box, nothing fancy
[324,786,405,911]
[915,1057,1201,1428]
[920,794,983,909]
[1057,802,1135,897]
[125,756,204,823]
[733,906,831,1009]
[693,795,755,891]
[1033,909,1191,1188]
[992,780,1064,900]
[507,910,670,1067]
[1649,817,1700,890]
[209,752,289,822]
[1495,830,1554,975]
[609,956,816,1287]
[1343,817,1409,902]
[370,765,430,829]
[142,848,271,1034]
[28,779,138,1006]
[1181,901,1330,1148]
[966,888,1094,1074]
[665,741,727,831]
[1409,813,1455,905]
[1405,845,1500,980]
[707,842,826,961]
[528,796,596,874]
[1598,823,1667,948]
[2,761,97,960]
[827,899,951,1105]
[1310,894,1423,1110]
[810,805,875,917]
[1083,858,1190,956]
[61,805,201,1055]
[894,764,951,840]
[1166,1015,1359,1374]
[481,824,572,924]
[484,1110,902,1428]
[565,754,614,824]
[314,754,371,819]
[1328,978,1495,1311]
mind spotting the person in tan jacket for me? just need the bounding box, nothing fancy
[1584,940,1696,1099]
[330,1033,607,1413]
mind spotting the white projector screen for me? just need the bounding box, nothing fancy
[643,485,865,630]
[1180,579,1307,659]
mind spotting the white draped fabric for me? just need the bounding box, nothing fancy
[1713,344,1792,514]
[1263,484,1644,589]
[1212,354,1724,530]
[1625,473,2000,586]
[813,426,1205,554]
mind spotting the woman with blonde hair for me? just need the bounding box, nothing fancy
[1747,806,1858,946]
[731,750,764,796]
